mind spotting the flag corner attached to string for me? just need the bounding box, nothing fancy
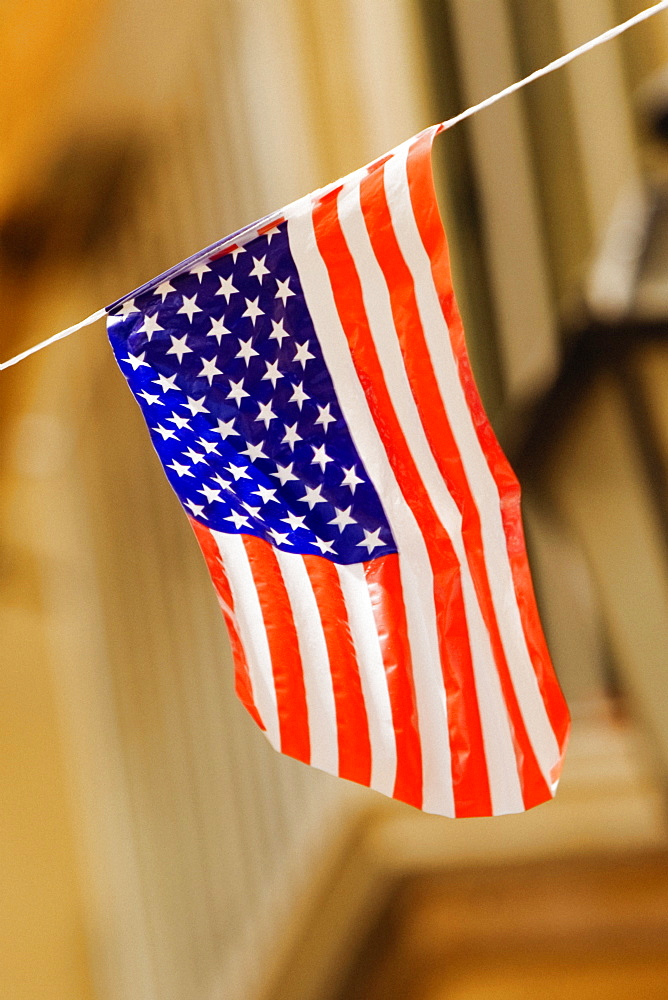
[104,123,569,820]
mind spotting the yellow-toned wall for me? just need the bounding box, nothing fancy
[1,364,93,999]
[0,0,106,215]
[0,613,93,1000]
[0,6,104,976]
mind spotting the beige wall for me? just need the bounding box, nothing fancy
[1,302,96,997]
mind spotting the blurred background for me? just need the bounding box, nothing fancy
[1,1,668,998]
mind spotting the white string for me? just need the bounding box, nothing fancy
[438,0,668,133]
[0,307,107,371]
[1,0,667,374]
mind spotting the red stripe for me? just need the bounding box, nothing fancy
[210,243,240,262]
[312,191,492,817]
[241,534,311,764]
[407,130,570,755]
[364,554,423,808]
[188,519,264,730]
[302,554,372,786]
[258,216,286,234]
[209,218,287,262]
[359,166,550,811]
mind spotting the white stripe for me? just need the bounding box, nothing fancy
[212,532,281,750]
[336,563,396,797]
[385,140,561,779]
[337,177,523,815]
[273,550,339,776]
[288,200,455,817]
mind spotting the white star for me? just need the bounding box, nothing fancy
[249,255,270,283]
[197,437,221,455]
[139,313,164,341]
[198,484,223,504]
[255,400,277,429]
[153,424,177,441]
[117,298,139,318]
[236,337,259,366]
[182,396,209,416]
[289,382,310,410]
[207,316,232,343]
[341,465,364,492]
[137,389,164,406]
[242,297,264,325]
[189,261,211,282]
[230,245,245,262]
[253,484,278,504]
[269,319,289,347]
[264,225,280,243]
[167,459,194,478]
[226,510,250,529]
[282,511,307,531]
[227,378,249,407]
[177,294,202,323]
[241,501,262,519]
[293,340,315,368]
[167,412,192,430]
[275,277,295,305]
[281,423,302,450]
[213,416,238,438]
[198,356,224,384]
[241,440,268,462]
[166,334,192,363]
[123,352,151,371]
[153,372,179,392]
[184,499,207,518]
[315,403,336,432]
[328,506,356,532]
[262,359,283,388]
[271,462,298,485]
[154,280,176,302]
[357,528,386,554]
[311,443,333,472]
[212,472,232,490]
[183,447,207,465]
[268,528,292,546]
[313,537,336,555]
[225,462,252,481]
[299,484,327,509]
[216,275,238,302]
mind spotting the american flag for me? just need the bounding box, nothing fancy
[107,125,569,817]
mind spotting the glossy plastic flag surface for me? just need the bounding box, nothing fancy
[106,125,569,817]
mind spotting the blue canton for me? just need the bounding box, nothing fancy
[107,222,397,564]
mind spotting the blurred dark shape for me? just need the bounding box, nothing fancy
[638,64,668,144]
[652,108,668,143]
[0,134,145,276]
[514,176,668,560]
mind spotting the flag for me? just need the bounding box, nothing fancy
[106,124,569,817]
